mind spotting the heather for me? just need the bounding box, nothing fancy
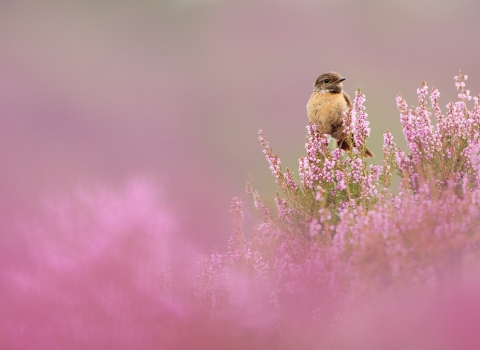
[3,73,480,349]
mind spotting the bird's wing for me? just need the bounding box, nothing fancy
[342,91,352,107]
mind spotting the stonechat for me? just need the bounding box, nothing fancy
[306,71,374,158]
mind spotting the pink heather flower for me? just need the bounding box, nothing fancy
[361,164,381,200]
[391,195,402,210]
[467,135,480,187]
[258,130,282,180]
[252,190,270,217]
[348,156,363,183]
[338,201,350,212]
[470,95,480,129]
[336,170,347,191]
[300,124,331,189]
[455,71,472,101]
[275,196,293,222]
[444,99,471,139]
[381,131,397,186]
[299,156,311,188]
[430,87,447,143]
[397,84,444,165]
[323,157,336,183]
[342,90,371,153]
[283,169,298,191]
[397,93,422,164]
[417,82,428,106]
[383,131,395,153]
[353,91,371,149]
[342,104,354,136]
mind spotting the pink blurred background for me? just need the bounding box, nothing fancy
[1,0,480,264]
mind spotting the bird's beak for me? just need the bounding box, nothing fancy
[336,77,346,83]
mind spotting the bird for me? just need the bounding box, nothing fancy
[306,71,374,158]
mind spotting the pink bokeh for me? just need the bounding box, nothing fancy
[1,0,480,254]
[1,179,181,349]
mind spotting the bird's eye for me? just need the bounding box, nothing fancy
[323,79,329,83]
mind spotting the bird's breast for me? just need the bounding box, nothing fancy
[306,92,349,138]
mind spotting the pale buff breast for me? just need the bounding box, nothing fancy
[306,91,349,140]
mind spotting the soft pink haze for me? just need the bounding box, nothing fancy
[2,1,480,349]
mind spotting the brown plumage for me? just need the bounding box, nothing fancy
[306,71,374,158]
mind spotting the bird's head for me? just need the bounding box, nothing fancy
[314,72,345,93]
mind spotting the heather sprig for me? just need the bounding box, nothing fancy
[380,130,397,188]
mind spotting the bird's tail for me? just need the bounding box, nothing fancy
[337,140,374,158]
[364,147,374,158]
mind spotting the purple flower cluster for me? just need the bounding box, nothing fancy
[351,90,371,152]
[397,83,440,165]
[396,72,480,193]
[258,130,281,180]
[299,124,331,189]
